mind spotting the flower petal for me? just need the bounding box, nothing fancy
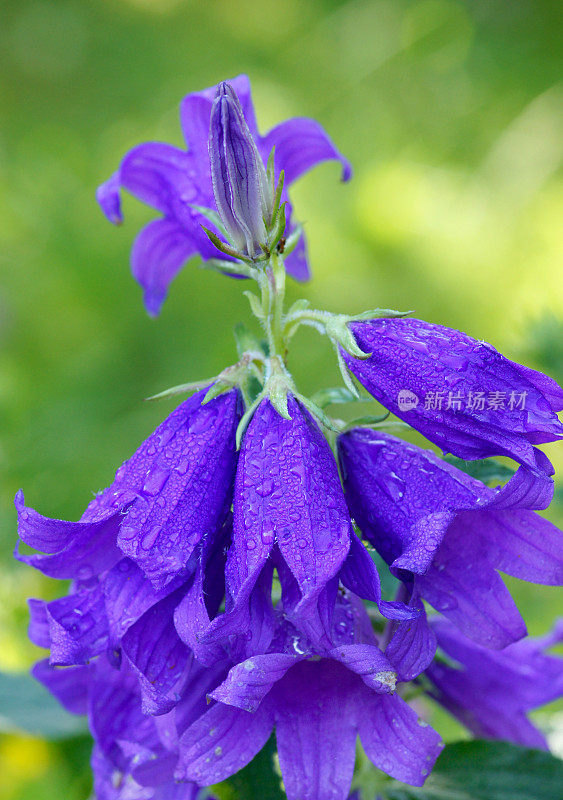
[329,644,397,693]
[96,171,122,224]
[385,588,437,682]
[210,653,302,713]
[358,692,443,786]
[260,117,351,185]
[175,701,274,785]
[130,218,200,317]
[47,587,109,665]
[118,390,240,589]
[273,660,358,800]
[14,490,122,580]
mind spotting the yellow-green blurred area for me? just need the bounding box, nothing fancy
[1,0,562,796]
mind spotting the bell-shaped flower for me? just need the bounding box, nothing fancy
[97,75,351,315]
[425,618,563,750]
[342,317,563,474]
[338,428,563,648]
[175,593,443,799]
[195,396,416,658]
[15,388,241,590]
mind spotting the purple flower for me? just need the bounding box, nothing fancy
[342,318,563,474]
[426,618,563,750]
[34,654,225,800]
[338,428,563,648]
[98,75,351,315]
[195,396,417,659]
[175,594,443,799]
[15,388,241,590]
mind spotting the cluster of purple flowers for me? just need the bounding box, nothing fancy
[16,77,563,800]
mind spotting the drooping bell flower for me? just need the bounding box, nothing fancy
[15,388,241,590]
[341,317,563,474]
[175,593,443,799]
[97,75,351,315]
[425,618,563,750]
[338,428,563,648]
[196,396,416,657]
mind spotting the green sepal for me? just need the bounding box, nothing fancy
[268,201,287,251]
[189,204,230,240]
[271,169,285,222]
[145,378,214,402]
[310,387,362,409]
[201,258,256,279]
[202,381,232,405]
[326,315,371,359]
[285,298,310,317]
[295,393,340,432]
[335,344,361,397]
[236,393,264,449]
[282,224,303,256]
[350,307,413,321]
[243,290,265,321]
[202,227,248,261]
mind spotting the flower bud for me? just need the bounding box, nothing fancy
[209,82,270,257]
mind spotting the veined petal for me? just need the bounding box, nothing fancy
[47,587,109,665]
[28,599,50,648]
[328,644,397,693]
[260,117,352,185]
[283,223,311,282]
[175,701,274,785]
[96,171,122,224]
[273,660,358,800]
[357,691,443,786]
[385,588,437,682]
[210,653,301,713]
[15,490,122,580]
[121,586,192,715]
[131,218,200,317]
[226,396,351,617]
[117,390,240,589]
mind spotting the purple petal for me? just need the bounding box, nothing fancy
[344,318,563,472]
[226,396,350,619]
[339,534,421,621]
[131,219,199,317]
[96,171,122,224]
[14,490,122,580]
[385,588,437,681]
[47,587,109,665]
[260,117,351,185]
[118,390,240,589]
[329,644,397,693]
[28,599,51,648]
[358,692,443,786]
[210,653,302,712]
[273,660,358,800]
[32,660,89,715]
[416,524,527,649]
[283,224,310,282]
[121,586,192,715]
[175,700,274,785]
[119,142,203,219]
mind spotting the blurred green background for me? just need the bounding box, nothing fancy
[1,0,562,797]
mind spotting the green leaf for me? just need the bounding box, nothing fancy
[381,741,563,800]
[344,412,391,429]
[145,378,213,402]
[0,671,87,740]
[233,321,266,358]
[442,456,516,486]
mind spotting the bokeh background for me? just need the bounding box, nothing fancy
[1,0,562,797]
